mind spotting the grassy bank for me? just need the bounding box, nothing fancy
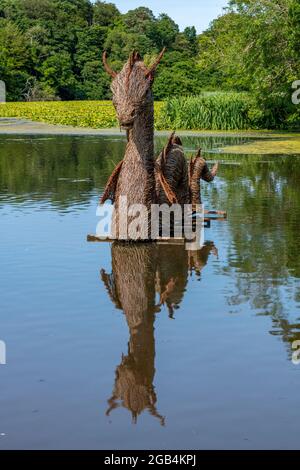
[0,101,118,128]
[0,94,297,133]
[0,101,163,129]
[0,93,254,131]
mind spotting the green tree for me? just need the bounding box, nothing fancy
[197,0,300,128]
[75,24,110,99]
[0,19,29,100]
[183,26,198,55]
[0,0,218,102]
[93,1,120,27]
[150,13,179,49]
[153,52,201,99]
[39,52,76,99]
[123,6,155,34]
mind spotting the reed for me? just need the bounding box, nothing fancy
[156,92,255,131]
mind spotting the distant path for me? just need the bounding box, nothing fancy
[0,117,289,138]
[0,118,124,136]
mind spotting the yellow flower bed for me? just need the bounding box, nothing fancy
[0,101,164,129]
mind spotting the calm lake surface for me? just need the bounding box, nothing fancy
[0,134,300,450]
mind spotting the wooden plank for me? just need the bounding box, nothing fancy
[204,217,227,221]
[204,209,227,217]
[156,237,185,245]
[188,211,227,219]
[87,235,112,242]
[87,234,185,244]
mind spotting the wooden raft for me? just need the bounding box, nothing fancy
[87,209,227,244]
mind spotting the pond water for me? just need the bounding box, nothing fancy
[0,134,300,450]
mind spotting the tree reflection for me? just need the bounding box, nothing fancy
[1,134,300,358]
[0,134,251,209]
[210,153,300,356]
[0,135,125,208]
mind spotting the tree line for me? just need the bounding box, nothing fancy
[0,0,299,128]
[0,0,199,101]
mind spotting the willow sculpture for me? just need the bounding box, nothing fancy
[100,50,219,240]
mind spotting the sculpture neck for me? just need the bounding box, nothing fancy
[127,100,154,163]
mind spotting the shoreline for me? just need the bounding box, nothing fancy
[1,118,300,153]
[0,118,299,138]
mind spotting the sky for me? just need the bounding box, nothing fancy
[113,0,229,33]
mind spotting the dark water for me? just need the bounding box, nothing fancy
[0,134,300,450]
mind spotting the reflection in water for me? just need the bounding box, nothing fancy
[0,134,250,209]
[214,153,300,358]
[0,135,299,356]
[101,242,216,423]
[1,134,300,447]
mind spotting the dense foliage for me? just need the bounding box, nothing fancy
[0,0,199,102]
[198,0,300,129]
[0,0,299,129]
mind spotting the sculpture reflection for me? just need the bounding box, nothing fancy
[101,242,217,424]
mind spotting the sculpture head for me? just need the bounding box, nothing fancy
[103,49,166,130]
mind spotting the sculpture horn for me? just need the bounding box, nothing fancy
[129,51,135,70]
[102,51,117,78]
[129,50,142,69]
[145,47,166,79]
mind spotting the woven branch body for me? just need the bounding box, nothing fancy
[100,56,191,240]
[189,154,215,205]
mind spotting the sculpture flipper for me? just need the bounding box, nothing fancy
[99,160,123,204]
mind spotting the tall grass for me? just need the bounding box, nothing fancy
[156,92,255,131]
